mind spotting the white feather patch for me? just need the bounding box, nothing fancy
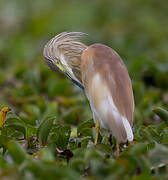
[122,116,133,141]
[88,73,133,142]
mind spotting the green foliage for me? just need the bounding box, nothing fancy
[7,141,26,165]
[50,124,71,150]
[153,107,168,124]
[37,116,55,146]
[0,0,168,179]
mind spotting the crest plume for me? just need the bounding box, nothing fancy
[43,32,88,86]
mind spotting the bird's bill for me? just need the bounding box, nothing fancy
[58,60,84,90]
[64,72,84,90]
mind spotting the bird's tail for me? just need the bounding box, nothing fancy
[107,111,133,143]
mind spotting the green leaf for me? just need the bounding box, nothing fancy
[0,135,10,147]
[26,125,38,139]
[147,126,161,142]
[153,107,168,124]
[50,124,71,150]
[148,144,168,169]
[130,143,148,155]
[69,158,85,173]
[5,123,26,138]
[77,119,94,137]
[80,136,92,148]
[7,141,26,165]
[23,104,41,125]
[96,144,113,155]
[45,101,58,117]
[62,106,83,125]
[0,156,10,169]
[5,111,22,123]
[41,147,55,162]
[19,112,35,126]
[37,116,55,146]
[147,141,155,150]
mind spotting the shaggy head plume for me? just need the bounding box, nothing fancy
[43,32,88,89]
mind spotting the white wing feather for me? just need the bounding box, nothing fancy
[86,73,133,142]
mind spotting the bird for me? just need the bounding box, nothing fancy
[43,32,134,156]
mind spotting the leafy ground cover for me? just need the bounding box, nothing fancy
[0,0,168,179]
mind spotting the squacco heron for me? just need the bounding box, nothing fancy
[43,32,134,156]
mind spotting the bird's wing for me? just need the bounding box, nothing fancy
[86,72,133,142]
[81,43,134,142]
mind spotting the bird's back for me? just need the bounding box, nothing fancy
[81,43,134,142]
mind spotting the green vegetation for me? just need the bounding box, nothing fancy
[0,0,168,179]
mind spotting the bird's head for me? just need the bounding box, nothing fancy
[43,32,87,89]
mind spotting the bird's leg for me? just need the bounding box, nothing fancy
[95,118,100,145]
[116,139,120,158]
